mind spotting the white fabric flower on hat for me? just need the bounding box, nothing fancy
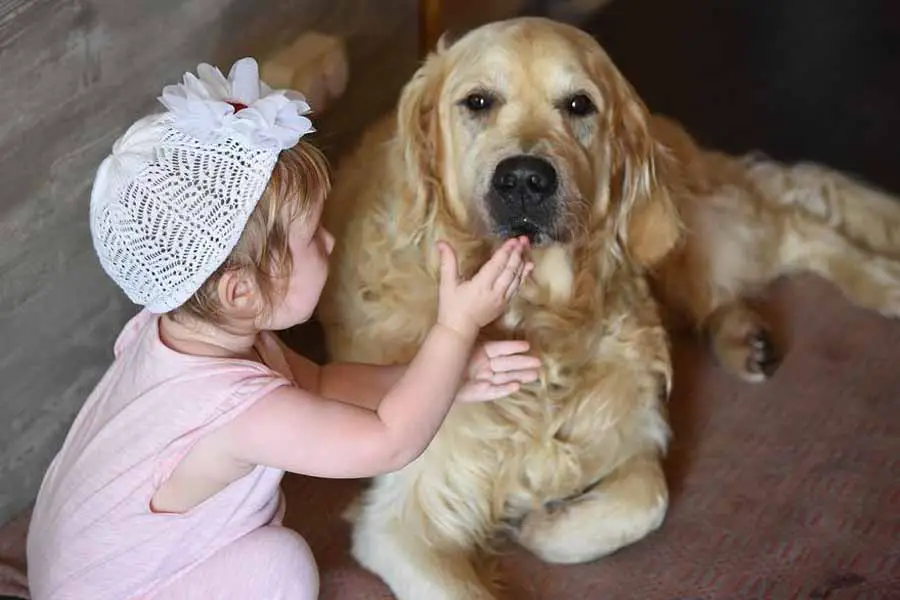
[158,57,314,151]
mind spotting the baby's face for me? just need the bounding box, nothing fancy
[263,200,335,330]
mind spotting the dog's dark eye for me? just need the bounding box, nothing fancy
[461,92,494,113]
[563,93,597,117]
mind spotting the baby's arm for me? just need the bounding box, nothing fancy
[275,338,540,410]
[224,323,475,478]
[220,238,533,479]
[273,338,403,411]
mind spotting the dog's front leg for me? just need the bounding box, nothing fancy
[348,470,499,600]
[512,450,669,565]
[351,512,496,600]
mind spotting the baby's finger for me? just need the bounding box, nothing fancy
[475,238,520,284]
[489,369,540,385]
[485,381,522,400]
[510,260,529,298]
[489,354,542,372]
[503,261,527,300]
[492,246,525,293]
[437,241,460,287]
[522,262,535,281]
[460,380,521,402]
[482,339,531,358]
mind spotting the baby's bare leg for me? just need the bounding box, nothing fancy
[148,526,318,600]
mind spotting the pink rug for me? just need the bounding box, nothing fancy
[0,512,29,599]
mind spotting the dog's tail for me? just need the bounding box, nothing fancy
[746,157,900,317]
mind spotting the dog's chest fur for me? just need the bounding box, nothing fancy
[441,245,672,516]
[322,228,670,525]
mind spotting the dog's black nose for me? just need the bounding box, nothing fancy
[491,156,558,206]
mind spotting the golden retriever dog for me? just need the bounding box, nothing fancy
[317,17,900,600]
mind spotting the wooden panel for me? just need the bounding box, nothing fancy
[0,0,416,523]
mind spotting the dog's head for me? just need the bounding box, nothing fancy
[396,17,681,268]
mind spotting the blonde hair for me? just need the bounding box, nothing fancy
[175,141,332,323]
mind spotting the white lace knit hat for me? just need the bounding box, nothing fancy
[90,57,315,313]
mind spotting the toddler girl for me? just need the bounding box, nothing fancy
[26,57,537,600]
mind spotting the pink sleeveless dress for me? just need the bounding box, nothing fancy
[26,310,317,600]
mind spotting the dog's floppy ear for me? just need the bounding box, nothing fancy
[585,41,682,269]
[612,96,682,269]
[395,46,446,238]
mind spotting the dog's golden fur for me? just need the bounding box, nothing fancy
[317,17,900,600]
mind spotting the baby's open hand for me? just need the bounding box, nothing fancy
[436,236,534,340]
[455,340,542,403]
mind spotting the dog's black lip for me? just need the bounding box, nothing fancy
[496,218,552,246]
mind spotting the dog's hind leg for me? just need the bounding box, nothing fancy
[778,221,900,318]
[704,299,781,383]
[664,291,782,384]
[652,213,784,383]
[747,160,900,260]
[748,159,900,318]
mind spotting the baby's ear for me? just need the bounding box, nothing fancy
[217,269,261,315]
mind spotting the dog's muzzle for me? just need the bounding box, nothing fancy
[487,154,561,245]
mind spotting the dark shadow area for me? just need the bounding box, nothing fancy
[581,0,900,193]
